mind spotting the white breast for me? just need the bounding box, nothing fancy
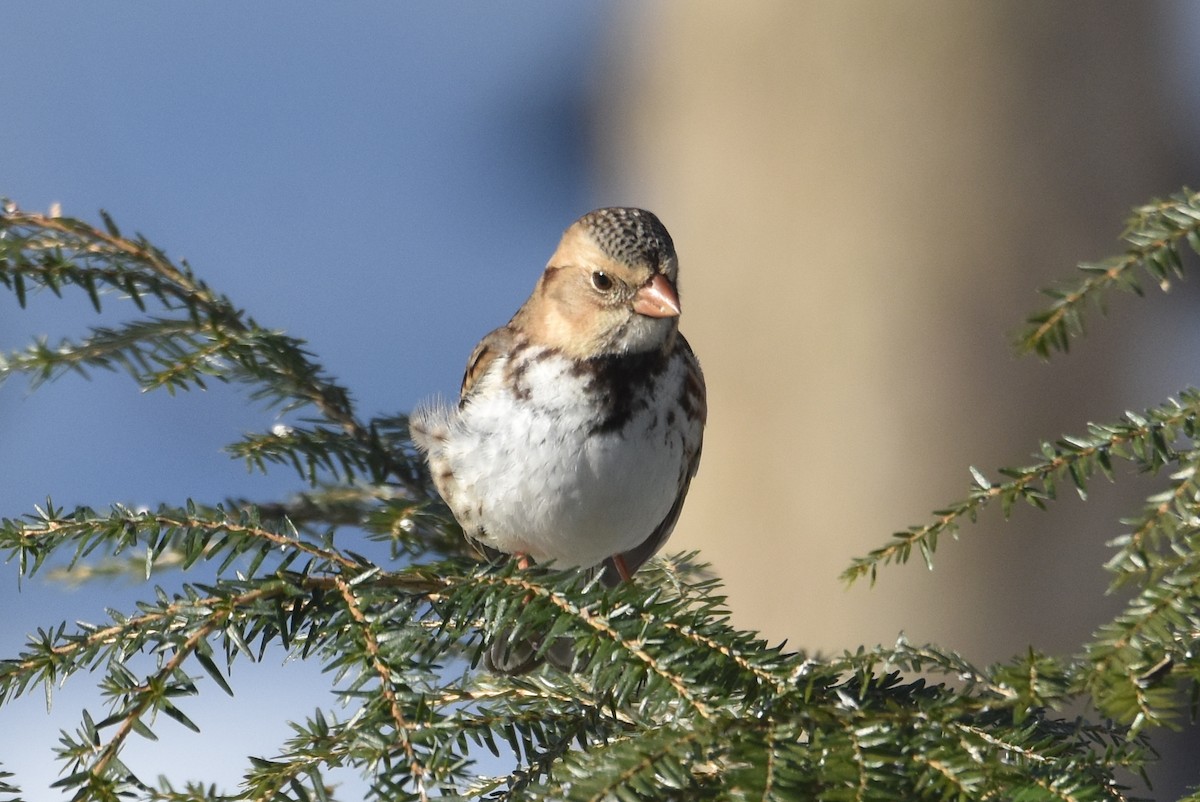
[435,348,691,568]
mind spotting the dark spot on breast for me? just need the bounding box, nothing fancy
[584,349,670,435]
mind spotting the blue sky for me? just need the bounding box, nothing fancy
[2,4,618,795]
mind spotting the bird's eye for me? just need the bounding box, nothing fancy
[591,271,614,291]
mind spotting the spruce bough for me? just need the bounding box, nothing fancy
[2,191,1200,800]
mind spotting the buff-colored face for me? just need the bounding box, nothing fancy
[514,217,682,359]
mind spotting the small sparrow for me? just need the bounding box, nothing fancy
[412,207,706,670]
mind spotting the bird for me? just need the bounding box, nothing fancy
[411,207,706,671]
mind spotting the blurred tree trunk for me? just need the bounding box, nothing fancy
[596,1,1187,666]
[597,2,1196,792]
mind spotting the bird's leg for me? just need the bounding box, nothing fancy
[515,552,532,570]
[612,554,633,583]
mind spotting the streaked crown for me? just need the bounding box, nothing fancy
[577,208,675,271]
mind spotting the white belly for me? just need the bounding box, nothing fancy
[438,352,687,568]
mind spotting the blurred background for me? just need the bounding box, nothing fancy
[4,2,1200,797]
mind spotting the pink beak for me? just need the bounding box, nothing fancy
[632,274,681,318]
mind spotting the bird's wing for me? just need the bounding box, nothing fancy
[459,326,516,403]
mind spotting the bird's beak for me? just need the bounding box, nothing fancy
[632,274,681,318]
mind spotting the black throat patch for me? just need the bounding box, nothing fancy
[573,349,671,435]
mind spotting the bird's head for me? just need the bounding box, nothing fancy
[518,207,682,359]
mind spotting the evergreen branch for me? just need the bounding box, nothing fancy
[0,567,444,712]
[204,630,563,800]
[0,207,425,494]
[235,711,356,802]
[911,751,981,801]
[239,696,436,801]
[240,703,478,802]
[761,719,780,802]
[228,425,381,485]
[430,702,616,800]
[428,683,634,729]
[844,390,1200,585]
[0,765,23,802]
[428,675,642,794]
[0,210,227,319]
[4,193,1193,799]
[843,723,870,802]
[1,553,1151,799]
[42,580,324,799]
[1105,458,1200,590]
[0,500,361,582]
[1016,188,1200,357]
[0,318,215,390]
[87,609,228,782]
[0,581,301,708]
[1025,774,1093,802]
[1074,455,1200,730]
[249,485,405,530]
[656,617,784,690]
[14,569,452,798]
[449,571,1142,797]
[134,509,355,572]
[333,575,430,802]
[248,490,461,563]
[488,711,606,801]
[562,722,711,802]
[988,649,1073,720]
[481,572,715,720]
[1081,564,1200,731]
[48,491,459,585]
[949,721,1057,766]
[883,641,1011,699]
[802,650,1145,801]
